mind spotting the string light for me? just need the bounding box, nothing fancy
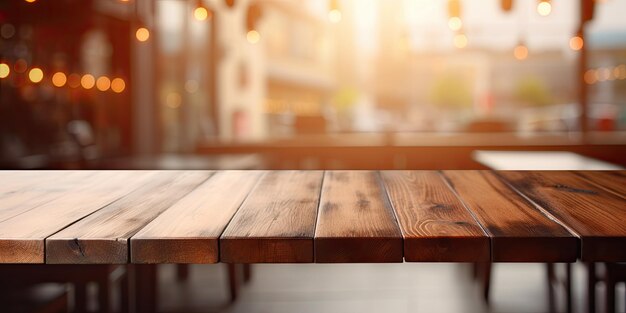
[584,69,598,84]
[96,76,111,91]
[136,27,150,42]
[193,1,211,21]
[111,78,126,93]
[0,63,10,79]
[569,35,584,51]
[514,43,529,60]
[247,30,261,44]
[52,72,67,87]
[453,33,468,49]
[28,68,44,83]
[448,17,462,31]
[537,0,551,16]
[81,74,95,89]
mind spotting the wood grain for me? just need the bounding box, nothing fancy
[0,171,156,263]
[131,171,263,264]
[315,171,403,263]
[443,171,578,262]
[574,171,626,199]
[381,171,489,262]
[498,171,626,261]
[46,171,212,264]
[0,171,99,223]
[220,171,323,263]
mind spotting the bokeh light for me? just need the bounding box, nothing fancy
[453,33,468,49]
[166,92,182,108]
[111,78,126,93]
[96,76,111,91]
[448,17,462,31]
[194,6,210,21]
[52,72,67,87]
[584,69,598,84]
[537,1,552,16]
[28,68,44,83]
[569,36,583,51]
[0,63,10,79]
[247,30,261,44]
[81,74,95,89]
[136,27,150,42]
[514,44,529,60]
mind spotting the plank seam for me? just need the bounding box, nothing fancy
[42,173,159,264]
[216,171,268,263]
[126,171,216,263]
[312,170,326,263]
[437,171,493,260]
[376,171,405,260]
[491,171,582,241]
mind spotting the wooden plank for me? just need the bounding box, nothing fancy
[131,171,263,264]
[0,171,156,264]
[315,171,403,263]
[46,171,212,264]
[0,171,100,223]
[498,171,626,261]
[381,171,489,262]
[442,171,578,262]
[220,171,322,263]
[574,171,626,199]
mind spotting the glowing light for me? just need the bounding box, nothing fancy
[514,44,529,60]
[111,78,126,93]
[328,9,342,23]
[537,1,551,16]
[569,36,583,51]
[598,68,611,81]
[453,33,467,49]
[96,76,111,91]
[166,92,182,108]
[246,30,261,44]
[194,6,211,21]
[584,69,598,84]
[28,68,44,83]
[14,59,27,73]
[25,0,37,3]
[81,74,95,89]
[448,17,462,31]
[185,80,199,93]
[52,72,67,87]
[67,74,81,88]
[0,63,10,79]
[136,27,150,42]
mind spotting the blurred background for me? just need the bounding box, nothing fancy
[1,1,626,313]
[1,0,625,170]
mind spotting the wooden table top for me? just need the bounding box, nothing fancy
[0,170,624,264]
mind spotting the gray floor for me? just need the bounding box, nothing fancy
[157,262,624,313]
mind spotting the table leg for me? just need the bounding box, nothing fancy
[587,262,596,313]
[227,263,238,302]
[134,264,157,313]
[243,264,251,283]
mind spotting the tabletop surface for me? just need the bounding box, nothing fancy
[0,170,624,264]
